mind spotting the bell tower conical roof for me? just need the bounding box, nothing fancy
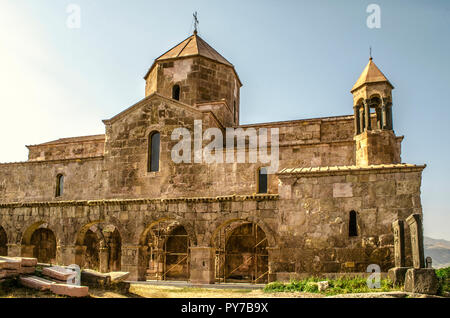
[351,58,394,93]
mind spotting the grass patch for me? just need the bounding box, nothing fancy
[264,276,397,296]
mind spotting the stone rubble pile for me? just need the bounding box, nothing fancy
[0,257,89,297]
[0,256,37,279]
[22,265,89,297]
[1,258,131,297]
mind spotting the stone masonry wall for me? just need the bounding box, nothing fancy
[145,56,240,127]
[27,136,105,161]
[0,164,424,281]
[0,96,370,202]
[0,157,105,203]
[276,165,424,277]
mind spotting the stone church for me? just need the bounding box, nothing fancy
[0,31,425,283]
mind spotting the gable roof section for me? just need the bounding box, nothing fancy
[102,93,202,125]
[26,134,105,148]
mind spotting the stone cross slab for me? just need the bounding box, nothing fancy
[406,214,425,269]
[392,220,405,267]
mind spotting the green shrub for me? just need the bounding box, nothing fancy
[264,276,396,295]
[435,267,450,295]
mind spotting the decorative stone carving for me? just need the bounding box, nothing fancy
[406,214,425,269]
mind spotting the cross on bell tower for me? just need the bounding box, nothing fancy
[193,11,199,35]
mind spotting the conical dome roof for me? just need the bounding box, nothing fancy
[156,32,233,67]
[351,58,394,92]
[144,32,238,81]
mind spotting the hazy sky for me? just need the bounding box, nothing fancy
[0,0,449,240]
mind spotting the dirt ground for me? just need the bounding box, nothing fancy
[91,284,323,298]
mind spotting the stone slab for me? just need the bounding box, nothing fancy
[50,284,89,297]
[0,257,21,270]
[20,266,36,274]
[20,276,55,291]
[404,268,439,295]
[387,267,409,286]
[17,257,38,267]
[109,272,130,282]
[81,269,111,287]
[43,266,76,282]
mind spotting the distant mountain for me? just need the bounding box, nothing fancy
[424,236,450,268]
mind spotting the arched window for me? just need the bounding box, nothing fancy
[148,132,160,172]
[258,167,268,194]
[349,210,358,237]
[55,174,64,197]
[172,85,180,101]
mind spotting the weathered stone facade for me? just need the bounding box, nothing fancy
[0,32,425,283]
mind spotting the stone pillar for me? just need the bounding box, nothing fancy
[387,104,393,130]
[58,245,77,266]
[99,247,109,273]
[364,100,371,131]
[121,245,140,281]
[6,243,21,257]
[392,220,405,267]
[189,247,215,284]
[381,103,387,130]
[137,245,148,281]
[354,106,360,135]
[267,246,281,283]
[359,108,365,132]
[75,245,87,268]
[406,214,425,269]
[21,245,35,258]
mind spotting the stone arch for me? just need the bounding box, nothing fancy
[138,217,197,246]
[137,217,194,281]
[0,225,7,256]
[210,218,272,283]
[74,221,122,272]
[21,221,57,263]
[206,215,277,248]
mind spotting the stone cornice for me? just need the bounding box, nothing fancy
[0,156,104,167]
[277,164,426,177]
[0,194,279,208]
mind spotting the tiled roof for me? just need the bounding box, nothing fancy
[278,164,426,175]
[351,58,394,92]
[26,134,105,147]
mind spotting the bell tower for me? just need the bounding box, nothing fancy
[351,57,401,166]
